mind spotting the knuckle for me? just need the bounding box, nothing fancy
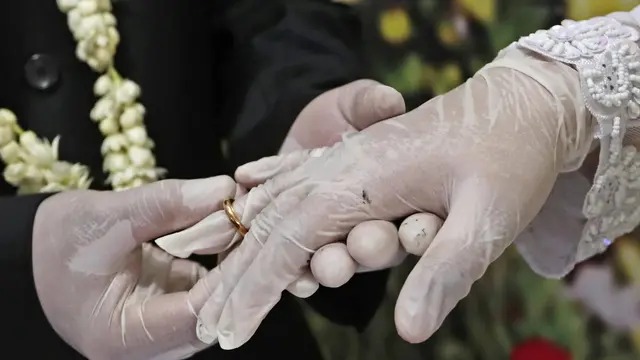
[155,178,182,197]
[310,187,365,217]
[141,179,181,216]
[255,182,276,201]
[251,215,274,241]
[251,201,289,239]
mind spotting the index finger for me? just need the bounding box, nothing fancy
[216,194,368,349]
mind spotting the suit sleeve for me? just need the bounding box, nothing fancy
[219,0,390,332]
[0,194,82,356]
[221,0,365,165]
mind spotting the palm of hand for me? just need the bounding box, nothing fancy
[31,179,234,359]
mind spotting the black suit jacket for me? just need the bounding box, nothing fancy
[0,0,389,358]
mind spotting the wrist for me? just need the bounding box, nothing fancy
[483,46,597,174]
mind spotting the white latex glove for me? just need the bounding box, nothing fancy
[158,79,437,291]
[197,47,595,349]
[254,78,443,285]
[32,177,239,360]
[262,78,416,287]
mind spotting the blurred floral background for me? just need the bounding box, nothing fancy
[304,0,640,359]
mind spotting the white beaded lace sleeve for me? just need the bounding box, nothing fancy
[483,9,640,278]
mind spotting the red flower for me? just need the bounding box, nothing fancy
[510,338,571,360]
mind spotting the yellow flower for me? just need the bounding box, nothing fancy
[420,63,462,95]
[567,0,639,20]
[437,20,460,46]
[441,63,463,86]
[458,0,495,24]
[379,8,412,45]
[423,63,463,95]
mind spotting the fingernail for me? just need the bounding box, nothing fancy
[235,159,272,178]
[235,163,255,177]
[181,176,236,211]
[217,329,236,350]
[218,327,253,350]
[287,276,320,298]
[155,212,231,258]
[372,85,404,115]
[196,318,218,345]
[155,237,191,258]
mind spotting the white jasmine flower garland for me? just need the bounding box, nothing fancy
[0,0,165,193]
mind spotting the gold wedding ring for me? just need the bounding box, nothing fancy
[223,198,249,236]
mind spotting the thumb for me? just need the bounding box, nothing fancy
[336,79,406,130]
[112,176,237,247]
[236,81,403,188]
[394,189,516,343]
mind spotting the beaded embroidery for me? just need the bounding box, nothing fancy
[517,17,640,257]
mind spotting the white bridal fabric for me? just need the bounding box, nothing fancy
[512,8,640,277]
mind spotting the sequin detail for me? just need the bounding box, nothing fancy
[518,17,640,258]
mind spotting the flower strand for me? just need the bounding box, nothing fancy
[0,0,165,193]
[0,109,92,193]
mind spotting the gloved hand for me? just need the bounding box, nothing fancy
[32,177,238,359]
[273,79,443,284]
[260,78,416,287]
[197,48,594,349]
[157,79,434,291]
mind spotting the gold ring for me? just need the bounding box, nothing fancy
[223,199,249,236]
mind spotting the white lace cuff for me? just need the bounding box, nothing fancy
[511,15,640,277]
